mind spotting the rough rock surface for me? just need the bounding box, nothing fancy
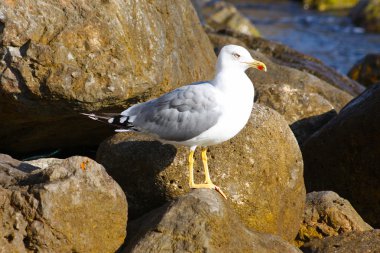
[97,104,305,242]
[0,0,216,154]
[256,83,336,144]
[351,0,380,33]
[125,189,302,253]
[301,230,380,253]
[296,191,372,247]
[207,31,354,111]
[0,154,127,252]
[348,53,380,87]
[303,0,359,11]
[257,84,334,124]
[302,84,380,228]
[208,30,364,97]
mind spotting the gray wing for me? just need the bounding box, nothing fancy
[122,82,222,142]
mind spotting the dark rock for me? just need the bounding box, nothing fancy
[301,230,380,253]
[348,54,380,87]
[290,110,337,145]
[0,0,216,154]
[302,84,380,228]
[296,191,372,247]
[125,189,302,253]
[208,30,364,97]
[97,104,305,241]
[0,155,127,252]
[351,0,380,33]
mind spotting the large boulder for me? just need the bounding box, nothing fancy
[97,104,306,241]
[350,0,380,33]
[302,84,380,228]
[296,191,372,247]
[301,230,380,253]
[303,0,359,11]
[0,0,216,155]
[0,154,127,252]
[347,53,380,87]
[125,189,301,253]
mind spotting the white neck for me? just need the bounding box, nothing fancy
[211,68,252,91]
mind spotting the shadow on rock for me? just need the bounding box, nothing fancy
[290,110,337,146]
[96,137,177,219]
[301,84,380,227]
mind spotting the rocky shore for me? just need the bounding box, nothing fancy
[1,0,379,252]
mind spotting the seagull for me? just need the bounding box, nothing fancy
[82,45,267,199]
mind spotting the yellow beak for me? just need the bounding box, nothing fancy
[248,60,267,72]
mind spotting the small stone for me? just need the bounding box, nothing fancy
[203,1,260,37]
[296,191,372,247]
[347,54,380,87]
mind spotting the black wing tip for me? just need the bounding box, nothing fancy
[110,115,133,127]
[81,113,138,131]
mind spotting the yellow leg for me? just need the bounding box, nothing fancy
[201,147,212,184]
[188,149,195,187]
[188,148,227,199]
[188,149,212,188]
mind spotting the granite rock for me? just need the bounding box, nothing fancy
[0,0,216,154]
[296,191,372,247]
[0,154,127,252]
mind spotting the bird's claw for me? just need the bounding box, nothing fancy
[214,185,227,199]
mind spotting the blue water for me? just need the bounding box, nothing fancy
[235,1,380,74]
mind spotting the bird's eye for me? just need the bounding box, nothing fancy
[232,53,240,58]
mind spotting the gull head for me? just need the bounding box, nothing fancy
[216,45,267,73]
